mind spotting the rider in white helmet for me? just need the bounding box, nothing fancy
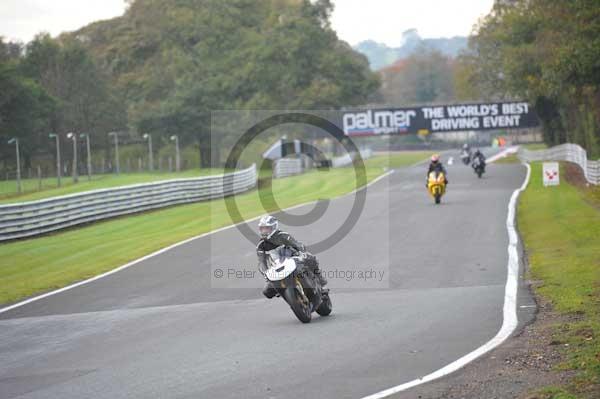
[256,215,326,298]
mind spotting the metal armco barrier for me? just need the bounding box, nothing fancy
[0,165,257,241]
[518,143,599,185]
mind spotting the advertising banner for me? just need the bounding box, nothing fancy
[342,101,539,136]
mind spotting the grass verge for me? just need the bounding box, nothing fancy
[0,151,431,204]
[493,143,549,164]
[367,151,432,168]
[519,162,600,398]
[494,154,520,164]
[0,153,419,305]
[522,143,549,151]
[0,169,224,204]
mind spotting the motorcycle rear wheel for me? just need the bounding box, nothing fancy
[434,193,441,204]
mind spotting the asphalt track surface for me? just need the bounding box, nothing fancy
[0,149,533,399]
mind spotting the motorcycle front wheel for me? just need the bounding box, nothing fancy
[283,279,312,323]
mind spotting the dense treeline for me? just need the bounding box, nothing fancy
[0,34,126,172]
[376,46,456,106]
[455,0,600,156]
[1,0,379,173]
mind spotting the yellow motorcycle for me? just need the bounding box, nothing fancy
[427,171,446,204]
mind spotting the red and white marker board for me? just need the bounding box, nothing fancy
[543,162,559,186]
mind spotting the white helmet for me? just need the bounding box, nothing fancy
[258,215,278,239]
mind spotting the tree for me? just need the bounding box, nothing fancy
[455,0,600,155]
[21,34,127,162]
[70,0,380,167]
[0,48,55,169]
[378,46,455,106]
[0,39,22,62]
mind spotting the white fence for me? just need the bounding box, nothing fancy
[0,165,257,241]
[332,149,373,168]
[273,158,304,178]
[273,149,374,178]
[518,143,599,185]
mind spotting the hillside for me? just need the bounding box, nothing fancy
[354,29,467,70]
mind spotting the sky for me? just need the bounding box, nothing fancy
[0,0,495,46]
[0,0,127,43]
[330,0,495,46]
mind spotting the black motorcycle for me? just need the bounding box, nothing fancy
[472,156,486,178]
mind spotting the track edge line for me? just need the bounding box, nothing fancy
[359,162,532,399]
[0,170,394,315]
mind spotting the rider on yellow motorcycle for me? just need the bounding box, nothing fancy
[425,154,448,187]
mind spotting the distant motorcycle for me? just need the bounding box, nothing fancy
[472,156,486,178]
[259,245,332,323]
[460,149,471,165]
[427,170,446,204]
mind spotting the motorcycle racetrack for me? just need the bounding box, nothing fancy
[0,149,535,399]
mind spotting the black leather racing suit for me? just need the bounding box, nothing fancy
[473,152,486,165]
[257,230,325,298]
[472,152,486,172]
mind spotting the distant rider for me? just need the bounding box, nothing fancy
[461,143,472,163]
[472,149,486,169]
[426,154,448,187]
[256,215,327,299]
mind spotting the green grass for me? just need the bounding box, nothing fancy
[493,143,548,164]
[522,143,549,151]
[0,152,429,205]
[364,151,432,169]
[519,162,600,398]
[493,154,520,164]
[0,152,426,305]
[496,156,519,164]
[0,169,224,204]
[527,386,579,399]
